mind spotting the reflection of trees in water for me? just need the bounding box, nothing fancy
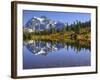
[64,40,91,52]
[24,40,90,56]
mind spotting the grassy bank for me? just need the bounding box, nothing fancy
[23,27,90,41]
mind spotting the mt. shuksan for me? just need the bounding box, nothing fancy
[24,16,65,32]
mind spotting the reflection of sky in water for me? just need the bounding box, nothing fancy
[23,40,91,69]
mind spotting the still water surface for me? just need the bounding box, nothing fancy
[23,40,91,69]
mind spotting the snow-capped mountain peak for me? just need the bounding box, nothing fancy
[24,16,65,31]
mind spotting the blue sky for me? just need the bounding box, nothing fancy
[23,10,91,26]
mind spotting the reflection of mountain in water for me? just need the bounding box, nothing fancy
[24,40,90,56]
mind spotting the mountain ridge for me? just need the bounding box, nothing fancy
[24,16,66,32]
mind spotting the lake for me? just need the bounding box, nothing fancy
[23,40,91,69]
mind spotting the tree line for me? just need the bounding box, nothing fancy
[23,20,91,40]
[30,20,90,35]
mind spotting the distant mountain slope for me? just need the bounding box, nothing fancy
[24,16,65,32]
